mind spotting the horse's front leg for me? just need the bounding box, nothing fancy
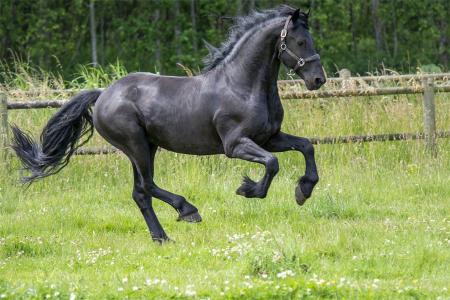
[263,132,319,205]
[225,137,279,198]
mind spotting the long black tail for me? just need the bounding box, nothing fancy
[11,89,102,183]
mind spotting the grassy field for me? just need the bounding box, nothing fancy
[0,87,449,299]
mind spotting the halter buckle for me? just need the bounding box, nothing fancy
[280,43,287,51]
[280,29,287,38]
[297,58,305,67]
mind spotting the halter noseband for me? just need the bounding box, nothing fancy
[278,15,320,72]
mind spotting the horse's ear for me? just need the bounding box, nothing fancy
[291,9,300,23]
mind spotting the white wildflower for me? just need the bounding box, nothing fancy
[185,285,196,297]
[276,269,295,279]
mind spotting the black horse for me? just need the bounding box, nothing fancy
[11,6,325,242]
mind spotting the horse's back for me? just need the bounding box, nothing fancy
[94,72,224,155]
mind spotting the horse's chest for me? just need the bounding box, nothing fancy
[249,103,283,144]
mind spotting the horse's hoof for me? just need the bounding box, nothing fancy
[295,185,308,206]
[153,237,173,244]
[177,211,202,223]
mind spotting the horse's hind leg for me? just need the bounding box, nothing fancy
[96,113,200,241]
[99,124,169,241]
[152,185,202,223]
[127,144,170,242]
[132,172,169,243]
[144,144,202,223]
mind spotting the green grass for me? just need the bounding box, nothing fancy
[1,84,450,299]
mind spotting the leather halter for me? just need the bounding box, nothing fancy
[278,15,321,72]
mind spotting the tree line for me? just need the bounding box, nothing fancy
[0,0,448,79]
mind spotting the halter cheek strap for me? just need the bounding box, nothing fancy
[278,15,321,72]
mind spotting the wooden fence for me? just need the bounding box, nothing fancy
[1,74,450,158]
[278,72,450,85]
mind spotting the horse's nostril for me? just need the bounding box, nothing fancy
[315,77,325,86]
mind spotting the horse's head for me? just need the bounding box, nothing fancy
[278,9,326,90]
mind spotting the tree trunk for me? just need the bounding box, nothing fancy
[349,2,356,54]
[371,0,383,53]
[249,0,255,11]
[174,0,181,58]
[89,0,98,67]
[237,0,243,16]
[438,18,449,68]
[190,0,198,54]
[100,8,104,65]
[438,26,449,67]
[392,0,398,59]
[153,8,161,72]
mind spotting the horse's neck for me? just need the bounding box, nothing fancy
[223,20,283,95]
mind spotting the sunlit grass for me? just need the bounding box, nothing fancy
[1,138,449,299]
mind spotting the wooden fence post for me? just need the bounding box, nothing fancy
[339,68,357,91]
[422,78,437,156]
[339,69,351,90]
[0,92,9,161]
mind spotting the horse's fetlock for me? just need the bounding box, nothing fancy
[310,174,319,184]
[300,174,319,185]
[174,195,188,207]
[180,201,198,215]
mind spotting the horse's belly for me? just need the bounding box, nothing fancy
[145,120,224,155]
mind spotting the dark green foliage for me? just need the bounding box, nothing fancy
[0,0,448,79]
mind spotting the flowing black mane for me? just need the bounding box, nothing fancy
[202,5,309,72]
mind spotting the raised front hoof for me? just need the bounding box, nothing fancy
[295,185,309,206]
[236,176,267,198]
[177,211,202,223]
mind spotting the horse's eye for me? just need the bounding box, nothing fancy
[298,41,305,46]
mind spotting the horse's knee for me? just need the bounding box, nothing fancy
[223,140,239,158]
[267,156,279,175]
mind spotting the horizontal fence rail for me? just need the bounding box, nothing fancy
[310,131,450,145]
[4,73,450,97]
[278,72,450,85]
[73,131,450,156]
[281,85,450,100]
[75,146,119,155]
[1,74,449,159]
[6,85,450,109]
[4,73,450,101]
